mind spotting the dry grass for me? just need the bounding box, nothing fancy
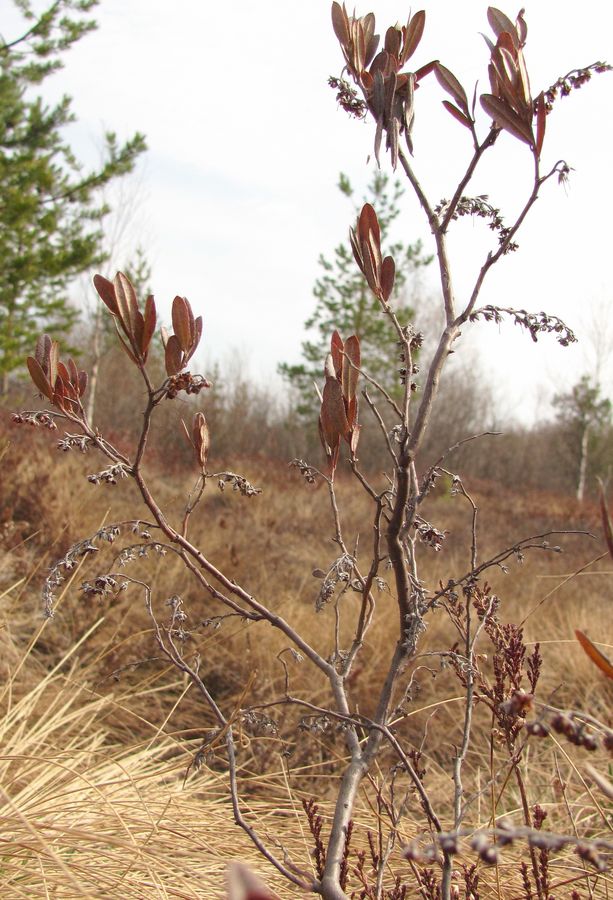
[1,414,611,897]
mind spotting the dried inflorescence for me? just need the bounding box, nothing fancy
[435,194,518,252]
[11,410,57,429]
[312,553,357,611]
[468,305,577,346]
[543,62,612,111]
[217,472,262,497]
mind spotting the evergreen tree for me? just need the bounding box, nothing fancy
[279,171,432,415]
[0,0,147,392]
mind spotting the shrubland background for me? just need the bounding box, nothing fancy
[0,344,612,896]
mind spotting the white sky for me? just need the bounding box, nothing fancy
[6,1,613,423]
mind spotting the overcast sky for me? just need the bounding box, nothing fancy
[6,0,613,423]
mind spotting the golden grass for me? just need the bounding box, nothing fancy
[1,418,611,897]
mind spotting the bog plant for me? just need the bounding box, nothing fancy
[13,6,612,899]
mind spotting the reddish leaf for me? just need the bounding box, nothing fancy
[380,255,396,302]
[26,356,52,400]
[331,1,349,46]
[442,100,473,129]
[360,236,379,294]
[172,295,195,353]
[516,9,528,45]
[434,62,468,113]
[384,25,400,58]
[67,357,79,386]
[364,30,380,69]
[132,310,145,357]
[516,49,532,109]
[57,361,70,384]
[165,334,184,376]
[350,421,361,456]
[535,92,546,157]
[349,227,363,271]
[414,60,437,82]
[575,630,613,680]
[321,376,350,447]
[342,335,361,403]
[47,340,59,387]
[318,414,334,456]
[487,7,518,46]
[480,93,534,145]
[402,10,425,63]
[113,319,139,366]
[78,370,88,397]
[142,295,157,358]
[93,274,118,316]
[358,203,380,250]
[114,272,139,340]
[330,331,344,380]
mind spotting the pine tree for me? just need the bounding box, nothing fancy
[0,0,147,392]
[279,171,432,415]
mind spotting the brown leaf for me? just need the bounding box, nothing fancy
[57,361,70,385]
[26,356,52,400]
[434,62,468,113]
[113,321,139,366]
[114,272,140,340]
[35,333,52,370]
[487,7,518,46]
[480,93,534,145]
[165,334,184,376]
[402,10,425,64]
[192,411,210,468]
[342,334,360,403]
[575,630,613,680]
[142,295,157,358]
[380,255,396,302]
[358,203,381,250]
[516,9,528,46]
[47,338,58,381]
[172,295,195,353]
[331,2,349,46]
[442,100,473,129]
[321,376,350,447]
[516,48,532,109]
[78,370,88,397]
[330,331,344,380]
[67,357,79,386]
[384,25,400,59]
[360,236,379,294]
[93,274,118,316]
[349,227,363,271]
[414,59,437,82]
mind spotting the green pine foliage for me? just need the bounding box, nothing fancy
[0,0,146,392]
[279,171,432,416]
